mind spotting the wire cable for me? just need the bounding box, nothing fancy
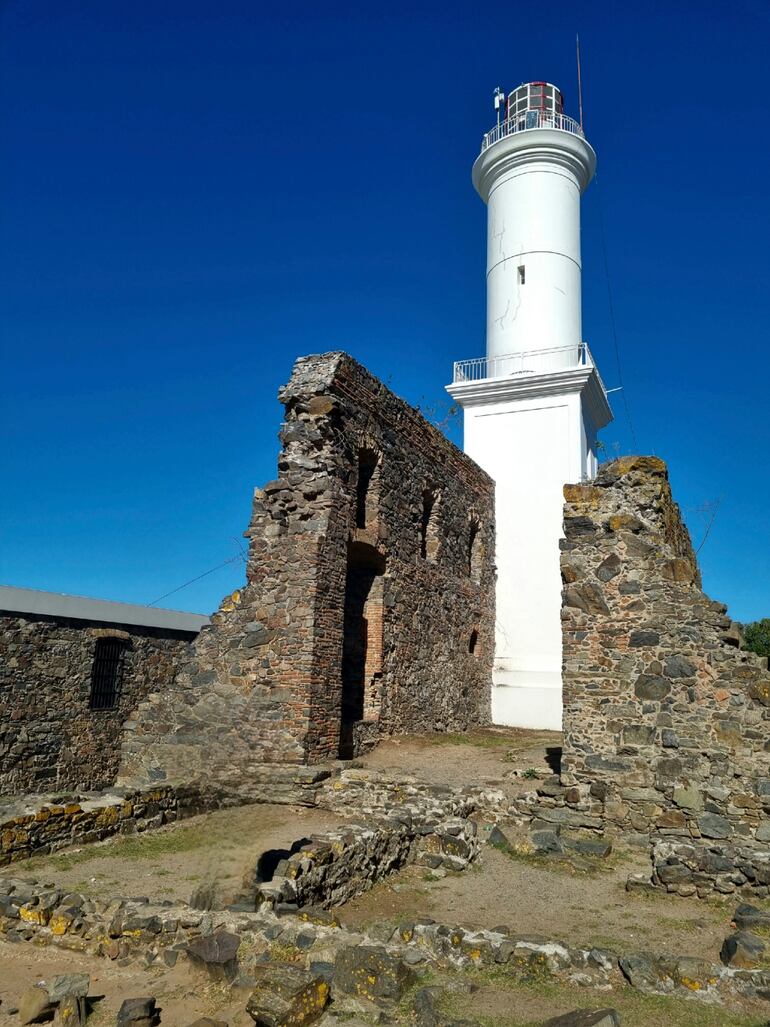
[594,174,639,452]
[146,554,244,607]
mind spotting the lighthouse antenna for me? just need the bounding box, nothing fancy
[493,86,505,129]
[576,34,584,130]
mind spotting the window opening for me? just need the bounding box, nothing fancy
[468,517,482,582]
[518,265,526,285]
[89,637,127,710]
[419,488,439,561]
[469,630,479,656]
[355,448,379,529]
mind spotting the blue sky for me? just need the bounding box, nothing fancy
[2,0,769,622]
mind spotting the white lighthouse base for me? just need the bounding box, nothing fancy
[448,355,612,733]
[492,671,562,730]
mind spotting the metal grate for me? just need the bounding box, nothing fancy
[88,637,127,710]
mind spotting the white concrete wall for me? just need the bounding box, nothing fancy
[485,161,583,363]
[462,389,588,730]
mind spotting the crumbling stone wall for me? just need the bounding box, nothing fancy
[0,614,194,794]
[559,456,770,843]
[120,352,495,786]
[249,808,479,911]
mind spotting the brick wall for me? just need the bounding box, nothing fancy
[119,352,495,787]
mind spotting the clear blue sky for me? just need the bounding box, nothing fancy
[2,1,768,623]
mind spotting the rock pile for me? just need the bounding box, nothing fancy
[652,838,770,898]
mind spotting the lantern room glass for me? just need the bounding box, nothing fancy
[506,83,564,122]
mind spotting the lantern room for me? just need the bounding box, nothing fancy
[506,82,564,120]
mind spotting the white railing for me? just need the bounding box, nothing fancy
[453,343,606,393]
[481,110,584,152]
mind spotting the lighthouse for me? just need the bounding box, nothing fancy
[447,81,613,730]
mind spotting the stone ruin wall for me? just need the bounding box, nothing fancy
[119,352,495,788]
[559,456,770,845]
[0,615,193,795]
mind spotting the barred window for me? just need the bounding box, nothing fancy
[88,637,127,710]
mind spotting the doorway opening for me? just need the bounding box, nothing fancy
[340,541,386,759]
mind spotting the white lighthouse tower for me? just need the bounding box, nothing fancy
[447,81,612,730]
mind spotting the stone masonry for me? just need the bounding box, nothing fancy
[559,456,770,846]
[0,614,195,794]
[119,352,495,787]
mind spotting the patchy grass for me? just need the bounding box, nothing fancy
[487,832,623,880]
[266,941,305,964]
[20,821,220,873]
[417,728,561,758]
[438,970,768,1027]
[5,804,345,908]
[488,821,640,879]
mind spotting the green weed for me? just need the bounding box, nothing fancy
[437,968,766,1027]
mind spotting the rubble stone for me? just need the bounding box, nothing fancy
[720,931,766,969]
[18,987,54,1025]
[558,457,770,884]
[116,998,160,1026]
[542,1011,621,1027]
[246,965,329,1027]
[333,945,414,1001]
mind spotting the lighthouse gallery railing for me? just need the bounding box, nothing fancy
[481,110,584,152]
[453,343,606,393]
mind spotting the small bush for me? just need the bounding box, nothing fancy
[745,619,770,659]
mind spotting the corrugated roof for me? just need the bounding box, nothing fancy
[0,585,209,634]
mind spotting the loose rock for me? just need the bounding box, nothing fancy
[734,904,770,932]
[48,975,90,1004]
[720,931,766,969]
[333,945,414,1002]
[184,930,241,980]
[246,965,329,1027]
[55,994,88,1025]
[18,987,54,1025]
[116,997,161,1026]
[542,1011,620,1027]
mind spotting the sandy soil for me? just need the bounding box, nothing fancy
[359,728,562,800]
[1,804,344,908]
[339,833,737,963]
[0,943,255,1026]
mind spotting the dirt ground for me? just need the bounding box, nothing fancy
[0,804,344,907]
[339,837,737,961]
[0,943,254,1026]
[359,728,561,799]
[353,731,740,958]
